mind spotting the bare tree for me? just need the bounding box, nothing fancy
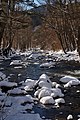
[35,0,80,54]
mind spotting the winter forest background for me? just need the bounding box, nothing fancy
[0,0,80,56]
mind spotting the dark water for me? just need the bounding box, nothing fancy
[0,55,80,120]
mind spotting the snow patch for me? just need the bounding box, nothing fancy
[38,74,52,88]
[10,60,23,66]
[60,76,79,83]
[55,98,65,105]
[23,79,36,91]
[64,79,80,88]
[67,114,73,120]
[15,95,34,104]
[8,88,27,95]
[40,96,55,105]
[0,80,17,87]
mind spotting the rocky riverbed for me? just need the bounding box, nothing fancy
[0,49,80,120]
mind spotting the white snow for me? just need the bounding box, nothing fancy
[8,88,27,95]
[40,62,55,68]
[38,80,52,88]
[55,84,62,88]
[1,49,80,120]
[55,98,65,105]
[67,114,73,120]
[52,82,57,88]
[15,95,34,104]
[38,74,52,88]
[78,115,80,118]
[40,96,55,105]
[50,49,80,62]
[6,113,42,120]
[34,89,41,97]
[14,66,22,69]
[34,74,64,105]
[60,76,79,83]
[37,87,64,99]
[10,60,23,66]
[64,79,80,88]
[28,53,42,59]
[23,79,36,91]
[0,80,17,87]
[39,74,50,81]
[51,88,64,98]
[38,87,52,99]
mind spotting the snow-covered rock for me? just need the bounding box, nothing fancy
[39,74,50,81]
[51,88,64,98]
[60,76,79,83]
[10,60,23,66]
[38,74,52,88]
[55,84,62,88]
[40,62,55,68]
[34,86,64,100]
[0,81,17,87]
[38,80,52,88]
[28,53,42,59]
[38,87,52,99]
[8,88,27,95]
[40,96,55,105]
[34,89,41,97]
[23,79,36,91]
[15,95,34,104]
[52,82,57,88]
[64,79,80,88]
[67,114,73,120]
[55,98,65,105]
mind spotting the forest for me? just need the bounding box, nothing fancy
[0,0,80,55]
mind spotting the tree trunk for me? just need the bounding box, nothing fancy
[77,26,80,56]
[0,22,5,47]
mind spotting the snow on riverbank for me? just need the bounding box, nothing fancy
[0,48,80,62]
[0,80,17,87]
[6,113,42,120]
